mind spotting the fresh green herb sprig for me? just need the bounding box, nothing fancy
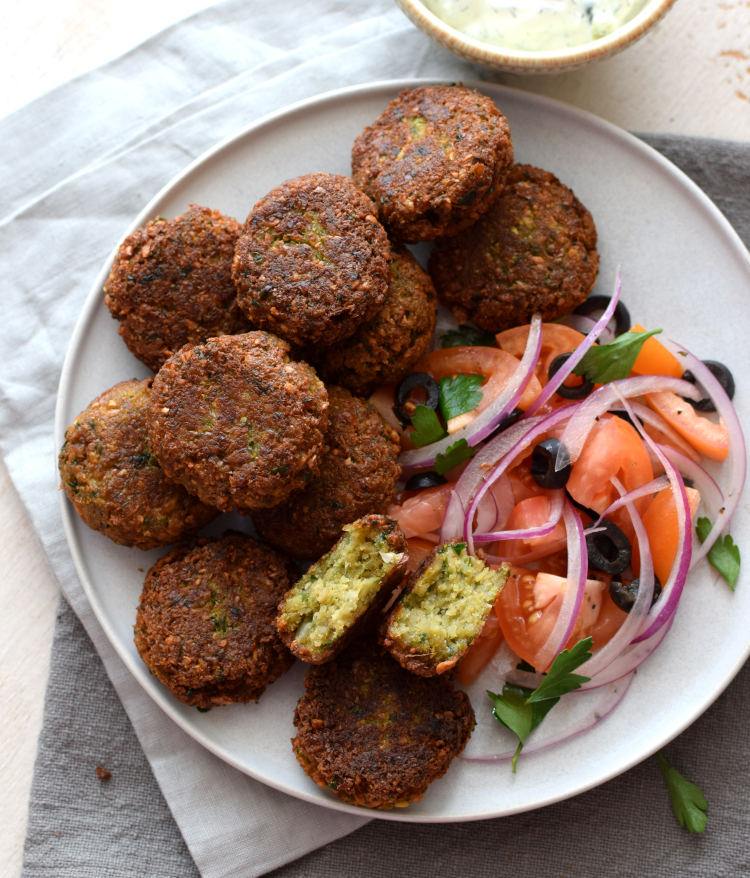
[656,750,708,833]
[408,405,445,447]
[487,637,593,772]
[435,438,475,475]
[695,516,741,589]
[438,374,483,421]
[574,329,662,383]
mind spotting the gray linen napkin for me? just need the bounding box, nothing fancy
[2,1,748,876]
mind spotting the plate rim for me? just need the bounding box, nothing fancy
[55,77,750,823]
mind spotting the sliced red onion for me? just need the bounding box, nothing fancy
[578,476,655,679]
[614,394,693,643]
[399,314,543,470]
[473,489,564,543]
[526,270,622,418]
[461,675,633,762]
[554,375,701,472]
[463,405,576,553]
[613,399,701,463]
[580,616,674,689]
[558,313,616,345]
[533,500,588,671]
[660,337,746,564]
[594,475,670,521]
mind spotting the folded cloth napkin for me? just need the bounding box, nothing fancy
[2,1,748,876]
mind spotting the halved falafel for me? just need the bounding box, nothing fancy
[382,543,509,677]
[429,164,599,331]
[148,331,328,512]
[351,84,513,242]
[292,642,474,809]
[232,173,390,347]
[253,386,400,559]
[58,378,216,549]
[104,204,249,372]
[277,514,408,664]
[134,533,294,708]
[314,244,437,395]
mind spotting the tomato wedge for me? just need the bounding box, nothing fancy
[634,485,702,584]
[646,390,729,462]
[628,323,684,377]
[387,482,454,540]
[566,414,654,517]
[494,569,626,670]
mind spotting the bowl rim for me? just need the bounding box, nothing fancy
[393,0,679,69]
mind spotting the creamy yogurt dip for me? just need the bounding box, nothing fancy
[421,0,648,51]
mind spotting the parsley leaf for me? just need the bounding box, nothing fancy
[656,750,708,833]
[574,329,663,383]
[696,516,740,589]
[440,324,496,348]
[438,374,484,421]
[434,438,476,475]
[408,405,445,447]
[487,638,592,772]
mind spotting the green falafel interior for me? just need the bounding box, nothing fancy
[387,544,508,672]
[278,516,407,660]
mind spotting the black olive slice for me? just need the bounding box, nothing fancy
[496,407,524,432]
[530,438,571,489]
[393,372,440,427]
[404,471,446,491]
[586,518,631,575]
[548,353,594,400]
[573,295,632,336]
[681,360,735,412]
[609,576,662,613]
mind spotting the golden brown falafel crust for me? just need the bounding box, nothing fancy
[148,331,328,512]
[134,533,294,708]
[104,204,249,372]
[429,164,599,331]
[253,386,400,559]
[58,378,216,549]
[351,84,513,243]
[232,173,390,347]
[314,244,437,395]
[292,643,474,809]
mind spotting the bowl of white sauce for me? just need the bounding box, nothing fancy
[394,0,678,72]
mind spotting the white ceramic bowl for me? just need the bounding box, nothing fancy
[394,0,678,73]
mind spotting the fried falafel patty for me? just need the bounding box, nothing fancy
[134,533,294,708]
[58,378,216,549]
[232,173,390,348]
[104,204,249,372]
[429,164,599,331]
[314,244,437,395]
[292,642,474,808]
[351,84,513,243]
[277,515,408,664]
[253,386,400,559]
[383,543,509,677]
[148,331,328,512]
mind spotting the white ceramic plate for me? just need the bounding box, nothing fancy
[56,80,750,822]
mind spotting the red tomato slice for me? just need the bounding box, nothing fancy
[495,323,587,389]
[566,414,654,518]
[423,346,542,428]
[387,483,454,540]
[634,486,702,584]
[456,611,504,686]
[646,390,729,462]
[494,568,627,671]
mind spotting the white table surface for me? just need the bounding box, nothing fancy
[2,1,749,875]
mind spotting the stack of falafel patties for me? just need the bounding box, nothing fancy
[59,83,598,810]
